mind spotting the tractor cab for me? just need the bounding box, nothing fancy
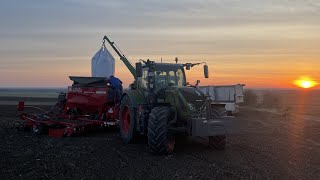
[138,62,187,91]
[136,60,208,92]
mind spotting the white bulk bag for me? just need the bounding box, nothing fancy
[91,45,115,77]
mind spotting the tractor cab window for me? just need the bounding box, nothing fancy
[166,69,185,87]
[139,65,186,90]
[176,69,184,86]
[168,71,176,85]
[155,71,167,88]
[140,68,149,90]
[154,67,186,88]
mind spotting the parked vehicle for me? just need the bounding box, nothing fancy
[199,84,245,115]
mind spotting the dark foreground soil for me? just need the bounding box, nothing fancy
[0,102,320,179]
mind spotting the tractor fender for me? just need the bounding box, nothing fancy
[121,89,147,108]
[121,89,148,134]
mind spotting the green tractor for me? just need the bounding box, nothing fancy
[104,36,227,154]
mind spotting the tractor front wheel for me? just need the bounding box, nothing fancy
[147,106,175,155]
[119,95,136,143]
[209,107,227,150]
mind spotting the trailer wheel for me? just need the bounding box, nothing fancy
[32,124,47,135]
[209,107,227,150]
[148,106,175,155]
[119,95,136,143]
[211,107,227,118]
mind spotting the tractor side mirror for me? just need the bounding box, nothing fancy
[136,62,143,77]
[204,65,209,78]
[186,64,191,70]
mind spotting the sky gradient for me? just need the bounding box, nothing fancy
[1,0,319,88]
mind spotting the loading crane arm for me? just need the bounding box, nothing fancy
[103,35,136,77]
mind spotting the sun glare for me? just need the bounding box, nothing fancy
[294,77,318,89]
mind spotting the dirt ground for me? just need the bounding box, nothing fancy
[1,99,320,179]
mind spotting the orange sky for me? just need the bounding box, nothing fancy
[0,1,319,89]
[1,53,318,89]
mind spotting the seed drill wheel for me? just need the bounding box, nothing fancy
[119,95,136,143]
[209,107,227,150]
[32,124,47,135]
[147,106,175,155]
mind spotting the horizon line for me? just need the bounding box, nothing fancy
[0,87,319,90]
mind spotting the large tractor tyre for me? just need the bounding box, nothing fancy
[119,95,136,144]
[209,107,227,150]
[147,106,175,155]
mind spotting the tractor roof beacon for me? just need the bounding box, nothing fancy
[104,35,228,155]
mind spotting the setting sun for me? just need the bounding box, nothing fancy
[294,77,318,89]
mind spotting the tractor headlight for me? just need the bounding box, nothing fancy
[187,103,196,111]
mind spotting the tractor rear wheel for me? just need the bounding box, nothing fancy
[147,106,175,155]
[119,95,136,143]
[209,107,227,150]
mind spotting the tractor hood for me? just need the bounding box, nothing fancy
[178,87,208,111]
[178,87,206,99]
